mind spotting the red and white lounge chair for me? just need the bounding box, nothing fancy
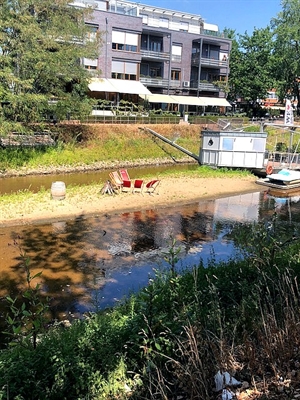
[109,171,123,192]
[121,179,132,192]
[145,179,160,195]
[132,179,144,194]
[119,169,131,182]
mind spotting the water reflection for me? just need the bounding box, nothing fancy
[1,190,300,321]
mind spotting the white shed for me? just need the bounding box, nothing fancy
[199,130,267,169]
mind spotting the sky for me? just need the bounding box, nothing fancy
[141,0,282,35]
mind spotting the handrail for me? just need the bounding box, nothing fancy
[140,127,200,162]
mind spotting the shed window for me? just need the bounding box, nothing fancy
[222,138,234,151]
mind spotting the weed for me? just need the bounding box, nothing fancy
[4,248,50,349]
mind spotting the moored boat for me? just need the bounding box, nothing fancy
[256,168,300,191]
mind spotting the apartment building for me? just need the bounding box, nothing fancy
[77,0,231,112]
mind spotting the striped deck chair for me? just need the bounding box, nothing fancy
[109,171,123,193]
[119,169,131,182]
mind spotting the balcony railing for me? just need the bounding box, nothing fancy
[140,49,170,60]
[189,81,220,92]
[140,76,169,86]
[191,56,228,68]
[140,77,181,88]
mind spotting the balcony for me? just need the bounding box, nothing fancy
[191,56,228,68]
[140,49,170,61]
[191,81,220,92]
[140,76,181,88]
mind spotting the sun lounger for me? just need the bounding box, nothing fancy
[132,179,144,194]
[119,169,131,182]
[109,171,123,192]
[145,179,160,195]
[121,180,132,192]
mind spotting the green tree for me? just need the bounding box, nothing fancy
[271,0,300,115]
[228,27,275,115]
[0,0,101,123]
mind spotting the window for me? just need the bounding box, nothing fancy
[83,58,98,70]
[111,60,137,80]
[86,24,98,42]
[253,139,265,152]
[150,67,162,78]
[112,30,138,52]
[202,44,220,60]
[171,70,181,80]
[141,34,163,52]
[172,44,182,62]
[222,138,234,151]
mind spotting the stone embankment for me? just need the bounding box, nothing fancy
[0,157,196,178]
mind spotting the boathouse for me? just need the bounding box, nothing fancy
[199,130,267,169]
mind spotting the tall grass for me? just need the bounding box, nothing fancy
[0,124,201,172]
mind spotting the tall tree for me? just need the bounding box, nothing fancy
[0,0,100,123]
[272,0,300,115]
[228,27,275,115]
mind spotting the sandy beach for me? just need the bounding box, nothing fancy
[0,175,262,227]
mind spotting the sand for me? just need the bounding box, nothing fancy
[0,175,262,227]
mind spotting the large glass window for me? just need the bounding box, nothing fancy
[141,34,163,52]
[202,43,220,60]
[112,30,138,52]
[149,66,162,78]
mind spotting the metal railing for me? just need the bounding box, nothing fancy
[140,49,170,60]
[81,115,181,124]
[191,56,228,68]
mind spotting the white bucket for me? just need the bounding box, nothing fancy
[51,181,66,200]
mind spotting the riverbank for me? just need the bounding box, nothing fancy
[0,175,261,227]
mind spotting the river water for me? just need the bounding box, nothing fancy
[1,164,300,325]
[0,163,198,195]
[1,185,300,325]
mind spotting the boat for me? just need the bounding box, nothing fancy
[256,168,300,191]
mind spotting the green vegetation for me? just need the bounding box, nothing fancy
[0,0,100,131]
[0,124,202,172]
[1,216,300,398]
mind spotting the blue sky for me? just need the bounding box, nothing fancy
[142,0,282,35]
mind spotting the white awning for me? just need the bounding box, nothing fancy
[170,95,207,106]
[140,94,176,103]
[262,105,285,111]
[109,79,151,95]
[88,78,116,92]
[201,97,232,107]
[88,78,151,95]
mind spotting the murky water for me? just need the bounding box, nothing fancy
[1,189,300,325]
